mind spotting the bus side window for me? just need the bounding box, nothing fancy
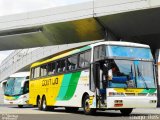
[57,61,61,73]
[34,67,40,78]
[67,55,78,71]
[79,50,91,68]
[61,59,66,72]
[23,81,29,94]
[79,53,85,68]
[94,45,105,61]
[84,51,91,67]
[31,68,35,79]
[48,62,56,75]
[56,59,66,73]
[40,64,48,77]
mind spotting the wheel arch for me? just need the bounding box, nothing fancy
[81,92,89,107]
[36,95,40,105]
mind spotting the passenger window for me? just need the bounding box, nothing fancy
[84,51,91,67]
[34,67,40,78]
[48,62,56,75]
[79,50,91,68]
[61,59,66,72]
[31,68,34,79]
[57,59,66,73]
[79,53,85,68]
[23,81,29,94]
[67,55,78,71]
[40,65,48,77]
[94,45,105,61]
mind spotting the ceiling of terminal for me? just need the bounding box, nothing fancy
[98,7,160,51]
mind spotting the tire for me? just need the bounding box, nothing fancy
[18,105,23,108]
[120,108,133,116]
[65,107,79,113]
[41,96,53,111]
[37,97,42,110]
[83,95,96,115]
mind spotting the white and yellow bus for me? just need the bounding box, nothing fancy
[29,41,157,115]
[4,72,29,108]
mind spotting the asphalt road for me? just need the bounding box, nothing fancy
[0,105,160,120]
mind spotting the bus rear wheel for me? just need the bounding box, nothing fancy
[65,107,79,113]
[37,98,42,110]
[120,108,133,116]
[42,96,53,111]
[18,105,23,108]
[83,95,96,115]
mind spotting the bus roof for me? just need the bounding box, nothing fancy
[31,40,150,68]
[10,72,30,78]
[90,41,150,48]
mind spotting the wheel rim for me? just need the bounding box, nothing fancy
[42,98,46,109]
[85,99,90,112]
[38,99,41,108]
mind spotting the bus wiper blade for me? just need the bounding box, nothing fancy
[137,66,149,90]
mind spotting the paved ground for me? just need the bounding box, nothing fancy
[0,105,160,120]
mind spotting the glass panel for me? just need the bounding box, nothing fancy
[23,81,29,93]
[4,77,25,96]
[84,51,91,67]
[48,62,56,75]
[61,59,66,72]
[108,60,135,88]
[4,78,15,95]
[107,46,153,59]
[67,55,78,71]
[57,59,66,73]
[31,68,34,79]
[13,77,24,95]
[34,67,40,78]
[79,51,91,68]
[40,65,48,77]
[79,53,85,68]
[135,61,156,88]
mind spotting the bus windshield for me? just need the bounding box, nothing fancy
[108,60,156,88]
[4,77,25,96]
[107,45,153,59]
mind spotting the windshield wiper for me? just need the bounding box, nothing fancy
[137,66,149,90]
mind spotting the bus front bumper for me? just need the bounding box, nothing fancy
[107,96,157,109]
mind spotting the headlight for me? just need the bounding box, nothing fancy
[109,92,125,97]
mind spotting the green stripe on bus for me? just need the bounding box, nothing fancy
[63,72,81,100]
[80,46,91,52]
[56,74,72,100]
[142,88,156,94]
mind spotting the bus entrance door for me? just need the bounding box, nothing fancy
[93,62,107,108]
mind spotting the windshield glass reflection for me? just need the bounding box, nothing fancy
[108,60,156,88]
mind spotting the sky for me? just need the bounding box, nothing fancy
[0,0,91,16]
[0,0,91,64]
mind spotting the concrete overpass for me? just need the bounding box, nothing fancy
[0,0,160,51]
[0,41,98,82]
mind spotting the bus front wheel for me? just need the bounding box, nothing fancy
[83,95,96,115]
[120,108,133,116]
